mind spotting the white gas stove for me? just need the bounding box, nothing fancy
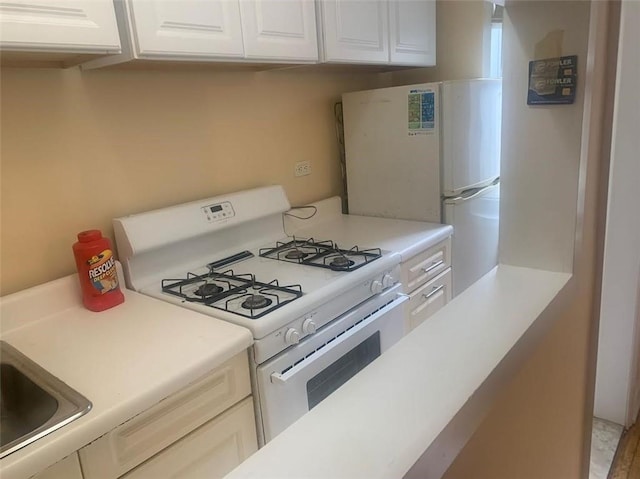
[114,186,406,443]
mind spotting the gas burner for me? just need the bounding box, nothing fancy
[161,269,303,320]
[195,283,223,297]
[242,294,272,310]
[329,257,355,270]
[260,238,382,272]
[285,250,308,260]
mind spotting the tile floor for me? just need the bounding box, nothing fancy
[591,417,624,479]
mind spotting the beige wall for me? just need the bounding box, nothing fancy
[0,66,381,295]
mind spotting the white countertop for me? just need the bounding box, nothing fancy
[284,196,453,260]
[227,265,571,479]
[0,272,253,479]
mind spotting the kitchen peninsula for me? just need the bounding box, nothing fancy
[226,264,571,478]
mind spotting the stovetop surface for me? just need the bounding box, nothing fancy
[139,236,401,339]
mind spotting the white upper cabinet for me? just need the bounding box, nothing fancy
[0,0,120,53]
[319,0,389,64]
[318,0,435,66]
[239,0,318,61]
[389,0,435,66]
[127,0,244,59]
[83,0,320,68]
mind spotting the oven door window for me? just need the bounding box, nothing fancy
[306,332,381,410]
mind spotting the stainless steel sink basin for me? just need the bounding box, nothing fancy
[0,341,91,458]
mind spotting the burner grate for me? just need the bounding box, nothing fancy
[259,238,382,272]
[162,269,303,319]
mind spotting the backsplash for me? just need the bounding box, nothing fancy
[0,66,381,295]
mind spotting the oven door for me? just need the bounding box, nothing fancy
[256,285,407,443]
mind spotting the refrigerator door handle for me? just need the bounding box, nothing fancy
[443,182,500,205]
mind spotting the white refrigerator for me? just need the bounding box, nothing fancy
[342,79,502,297]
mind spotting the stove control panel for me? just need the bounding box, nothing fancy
[202,201,235,223]
[251,264,402,364]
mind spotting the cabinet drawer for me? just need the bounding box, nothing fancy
[80,352,251,479]
[406,268,452,332]
[122,397,257,479]
[401,238,451,292]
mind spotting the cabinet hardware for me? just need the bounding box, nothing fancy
[423,284,444,299]
[421,260,444,274]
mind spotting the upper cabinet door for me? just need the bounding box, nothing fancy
[389,0,436,66]
[320,0,389,64]
[0,0,120,52]
[128,0,244,59]
[240,0,318,62]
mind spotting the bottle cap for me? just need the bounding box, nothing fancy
[77,230,102,243]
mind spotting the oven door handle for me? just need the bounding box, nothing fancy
[270,294,408,385]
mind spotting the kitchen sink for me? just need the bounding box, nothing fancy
[0,341,91,459]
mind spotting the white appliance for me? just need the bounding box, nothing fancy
[113,185,406,445]
[343,79,502,296]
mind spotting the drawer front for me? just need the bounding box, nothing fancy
[122,397,257,479]
[405,268,452,332]
[401,238,451,292]
[80,352,251,479]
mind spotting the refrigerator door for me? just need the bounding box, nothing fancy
[343,83,441,223]
[441,79,502,196]
[443,182,500,297]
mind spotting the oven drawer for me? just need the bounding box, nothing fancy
[401,238,451,292]
[406,268,452,332]
[79,352,251,479]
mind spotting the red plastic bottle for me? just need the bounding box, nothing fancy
[72,230,125,312]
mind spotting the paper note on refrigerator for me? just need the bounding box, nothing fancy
[408,89,435,135]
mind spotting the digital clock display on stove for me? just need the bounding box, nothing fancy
[202,201,235,222]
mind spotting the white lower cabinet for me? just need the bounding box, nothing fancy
[79,351,256,479]
[33,453,83,479]
[122,397,257,479]
[401,237,453,332]
[406,268,452,331]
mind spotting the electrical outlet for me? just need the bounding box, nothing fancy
[294,161,311,177]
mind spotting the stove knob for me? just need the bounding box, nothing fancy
[371,280,384,294]
[382,274,395,289]
[302,319,317,335]
[285,328,301,345]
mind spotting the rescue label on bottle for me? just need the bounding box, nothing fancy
[87,249,119,294]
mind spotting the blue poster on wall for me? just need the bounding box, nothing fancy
[527,55,577,105]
